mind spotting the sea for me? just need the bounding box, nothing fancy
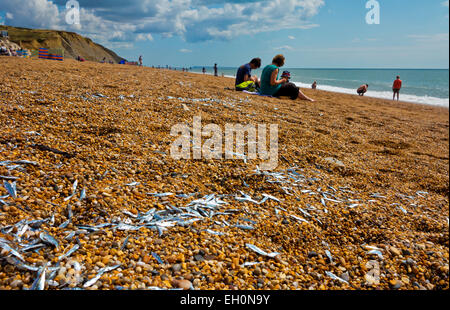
[190,67,449,108]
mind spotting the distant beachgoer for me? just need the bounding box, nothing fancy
[260,54,314,101]
[235,58,262,90]
[202,67,206,74]
[312,81,317,89]
[357,84,369,96]
[393,76,402,101]
[139,55,143,66]
[214,64,218,77]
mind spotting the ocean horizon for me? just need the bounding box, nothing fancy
[188,66,449,108]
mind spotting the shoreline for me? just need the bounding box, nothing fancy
[188,70,449,108]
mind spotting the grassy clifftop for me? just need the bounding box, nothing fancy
[0,25,125,63]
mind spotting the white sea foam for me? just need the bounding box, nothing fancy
[293,81,449,108]
[190,71,449,108]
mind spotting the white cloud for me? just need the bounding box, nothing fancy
[408,33,449,42]
[274,45,294,51]
[179,48,192,53]
[288,35,295,40]
[2,0,60,29]
[0,0,325,46]
[136,33,154,41]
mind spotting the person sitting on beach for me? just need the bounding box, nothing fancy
[357,84,369,96]
[312,81,317,89]
[0,45,7,56]
[392,76,402,101]
[259,54,314,101]
[235,58,262,91]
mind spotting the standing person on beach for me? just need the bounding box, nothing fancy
[139,55,143,67]
[202,67,206,74]
[214,64,218,77]
[393,76,402,101]
[357,84,369,96]
[259,54,314,101]
[235,58,262,90]
[312,81,317,89]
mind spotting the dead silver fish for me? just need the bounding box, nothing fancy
[367,250,384,260]
[64,231,76,240]
[147,192,174,197]
[325,271,348,284]
[0,241,24,261]
[3,180,17,198]
[234,224,254,230]
[6,257,39,272]
[39,232,59,249]
[64,180,78,202]
[241,262,263,267]
[261,194,281,202]
[205,229,226,236]
[58,220,70,229]
[120,236,131,250]
[246,244,280,258]
[290,215,309,223]
[83,273,102,288]
[57,244,80,261]
[79,188,86,200]
[151,252,164,264]
[67,205,73,220]
[31,264,48,290]
[83,264,121,288]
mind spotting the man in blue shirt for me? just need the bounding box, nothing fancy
[235,58,261,90]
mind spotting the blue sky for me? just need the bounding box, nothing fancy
[0,0,448,68]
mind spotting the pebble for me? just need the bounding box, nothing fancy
[10,279,23,289]
[390,279,402,289]
[194,254,205,262]
[172,279,192,290]
[389,246,401,256]
[340,272,350,282]
[172,264,182,273]
[308,251,319,258]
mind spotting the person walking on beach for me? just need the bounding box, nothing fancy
[139,55,143,67]
[214,64,218,77]
[202,67,206,74]
[312,81,317,89]
[392,76,402,101]
[357,84,369,96]
[235,58,262,90]
[259,54,314,102]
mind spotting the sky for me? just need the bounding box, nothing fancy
[0,0,449,68]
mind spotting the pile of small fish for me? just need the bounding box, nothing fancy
[0,160,441,290]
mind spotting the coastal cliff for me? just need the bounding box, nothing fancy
[0,25,125,63]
